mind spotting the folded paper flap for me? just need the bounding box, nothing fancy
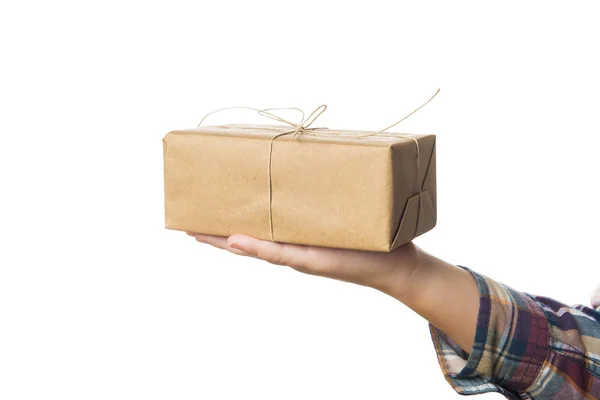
[388,136,437,251]
[390,190,436,250]
[420,138,437,212]
[167,125,434,146]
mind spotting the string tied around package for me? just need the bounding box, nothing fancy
[197,88,440,243]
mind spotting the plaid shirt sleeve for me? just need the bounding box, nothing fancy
[429,266,600,399]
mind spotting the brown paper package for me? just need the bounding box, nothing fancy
[163,124,437,252]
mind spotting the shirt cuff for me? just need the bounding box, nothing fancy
[429,266,550,399]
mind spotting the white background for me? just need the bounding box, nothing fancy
[1,1,598,399]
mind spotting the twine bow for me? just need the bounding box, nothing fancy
[197,89,440,244]
[198,104,330,137]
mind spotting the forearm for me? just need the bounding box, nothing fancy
[377,245,480,354]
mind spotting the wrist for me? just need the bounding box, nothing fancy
[370,242,425,300]
[374,247,480,353]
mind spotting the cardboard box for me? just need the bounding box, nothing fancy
[163,124,436,252]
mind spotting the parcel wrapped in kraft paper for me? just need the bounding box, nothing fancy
[162,122,437,252]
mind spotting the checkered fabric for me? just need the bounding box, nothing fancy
[430,266,600,399]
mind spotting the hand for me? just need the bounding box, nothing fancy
[186,232,480,353]
[186,232,421,298]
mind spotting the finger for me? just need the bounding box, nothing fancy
[194,234,228,247]
[185,232,197,237]
[227,234,310,267]
[194,234,254,257]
